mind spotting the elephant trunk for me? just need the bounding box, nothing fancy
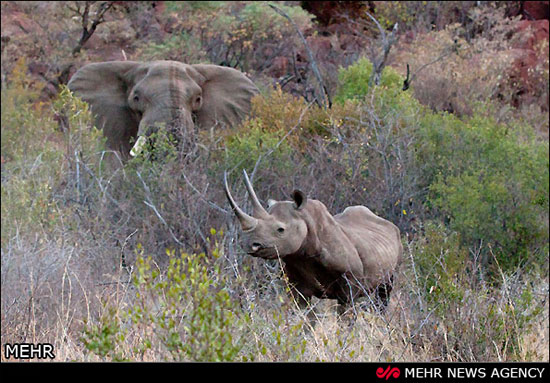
[131,107,195,157]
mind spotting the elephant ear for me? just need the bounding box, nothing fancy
[190,64,259,129]
[68,61,141,154]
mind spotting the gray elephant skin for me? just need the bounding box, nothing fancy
[68,60,259,157]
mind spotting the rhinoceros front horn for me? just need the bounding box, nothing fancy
[224,171,258,232]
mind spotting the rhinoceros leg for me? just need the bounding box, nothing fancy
[335,298,360,328]
[288,285,318,329]
[375,276,394,312]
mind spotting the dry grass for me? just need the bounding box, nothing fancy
[2,231,548,362]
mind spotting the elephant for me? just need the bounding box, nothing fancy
[68,60,259,158]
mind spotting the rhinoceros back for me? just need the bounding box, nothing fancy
[334,206,402,286]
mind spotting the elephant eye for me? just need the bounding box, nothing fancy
[133,95,139,102]
[192,95,202,110]
[277,227,285,234]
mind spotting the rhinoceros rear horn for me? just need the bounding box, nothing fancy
[242,169,269,219]
[291,189,307,210]
[224,171,258,231]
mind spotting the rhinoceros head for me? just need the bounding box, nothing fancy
[224,170,308,259]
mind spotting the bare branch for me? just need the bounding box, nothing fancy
[268,3,332,109]
[365,11,387,43]
[365,11,399,87]
[180,172,229,214]
[402,39,459,91]
[136,171,185,247]
[69,1,115,56]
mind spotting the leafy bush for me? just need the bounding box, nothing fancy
[1,62,111,352]
[81,307,127,362]
[372,1,478,32]
[128,241,251,361]
[1,58,48,163]
[81,234,311,362]
[1,62,104,244]
[394,5,548,135]
[332,56,548,274]
[81,237,251,362]
[137,32,207,63]
[139,2,314,72]
[424,113,549,271]
[334,57,403,103]
[411,222,469,315]
[165,1,226,13]
[223,118,293,174]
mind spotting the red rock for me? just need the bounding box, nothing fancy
[0,10,40,38]
[269,56,289,78]
[523,1,549,20]
[516,19,549,50]
[301,1,371,26]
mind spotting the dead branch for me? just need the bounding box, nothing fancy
[268,3,332,109]
[68,1,114,56]
[365,11,398,87]
[119,228,138,270]
[136,171,186,248]
[402,39,459,91]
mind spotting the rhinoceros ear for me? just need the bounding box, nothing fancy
[291,190,307,210]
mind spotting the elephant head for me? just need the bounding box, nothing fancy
[68,60,259,157]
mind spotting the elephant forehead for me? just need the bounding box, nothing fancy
[146,61,194,80]
[143,78,197,95]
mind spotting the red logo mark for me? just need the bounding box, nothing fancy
[376,366,400,380]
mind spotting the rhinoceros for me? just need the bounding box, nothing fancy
[224,170,403,315]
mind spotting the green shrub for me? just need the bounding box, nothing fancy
[1,62,105,244]
[137,32,208,63]
[334,57,404,103]
[1,58,49,163]
[223,118,293,174]
[410,222,469,315]
[126,239,251,361]
[333,56,548,274]
[239,2,313,40]
[221,89,303,175]
[425,114,549,271]
[165,1,226,13]
[81,307,128,362]
[147,2,314,72]
[127,128,181,165]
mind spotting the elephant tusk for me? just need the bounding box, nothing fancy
[130,136,146,157]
